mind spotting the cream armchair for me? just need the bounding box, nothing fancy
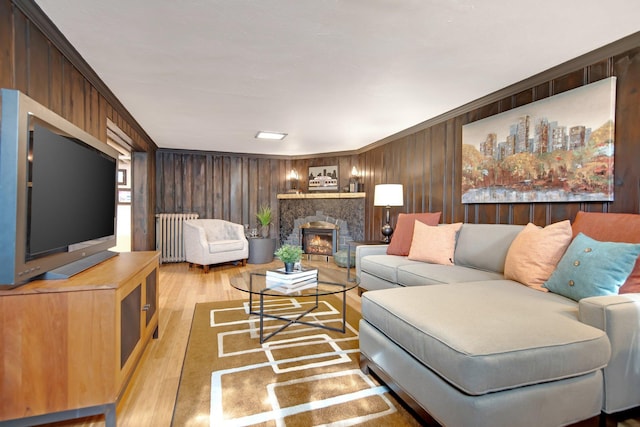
[183,219,248,273]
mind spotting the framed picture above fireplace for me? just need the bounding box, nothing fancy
[308,165,338,192]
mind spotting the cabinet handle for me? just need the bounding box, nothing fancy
[142,304,151,311]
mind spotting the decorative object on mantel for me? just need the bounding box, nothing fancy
[255,205,272,238]
[287,169,300,194]
[274,244,304,272]
[349,166,362,193]
[308,165,338,192]
[374,184,404,243]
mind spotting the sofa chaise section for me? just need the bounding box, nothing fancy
[360,282,610,426]
[360,321,604,427]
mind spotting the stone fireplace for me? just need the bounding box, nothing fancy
[278,193,365,254]
[281,211,353,257]
[300,221,338,255]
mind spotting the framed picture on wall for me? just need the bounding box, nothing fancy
[117,169,127,186]
[308,165,338,191]
[118,189,131,204]
[461,77,616,204]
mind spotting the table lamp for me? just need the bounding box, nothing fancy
[373,184,404,243]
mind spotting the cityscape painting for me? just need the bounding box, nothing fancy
[461,77,616,204]
[308,165,339,191]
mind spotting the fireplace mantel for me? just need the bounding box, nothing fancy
[277,192,365,200]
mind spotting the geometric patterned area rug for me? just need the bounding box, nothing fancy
[171,295,422,426]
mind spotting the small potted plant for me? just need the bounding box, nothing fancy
[274,244,303,272]
[255,205,272,238]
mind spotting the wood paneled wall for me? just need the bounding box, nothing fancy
[358,42,640,239]
[156,151,285,228]
[1,0,158,250]
[155,150,360,235]
[157,37,640,242]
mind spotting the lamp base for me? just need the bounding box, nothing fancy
[381,223,393,243]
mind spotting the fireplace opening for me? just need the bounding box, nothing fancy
[304,230,334,255]
[300,221,338,256]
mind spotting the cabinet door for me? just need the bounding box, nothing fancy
[120,284,141,368]
[145,269,157,326]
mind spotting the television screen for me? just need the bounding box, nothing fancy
[27,124,117,259]
[0,89,119,286]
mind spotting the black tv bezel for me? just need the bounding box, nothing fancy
[0,89,119,287]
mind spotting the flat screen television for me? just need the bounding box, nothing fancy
[0,89,119,287]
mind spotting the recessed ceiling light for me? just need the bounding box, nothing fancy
[255,131,287,140]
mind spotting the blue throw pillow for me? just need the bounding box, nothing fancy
[544,232,640,301]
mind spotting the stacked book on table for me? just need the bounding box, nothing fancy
[265,267,318,293]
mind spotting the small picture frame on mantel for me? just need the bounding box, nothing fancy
[308,165,338,192]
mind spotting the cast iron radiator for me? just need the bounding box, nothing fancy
[155,213,199,263]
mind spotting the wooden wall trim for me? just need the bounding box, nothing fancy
[12,0,157,151]
[158,147,361,161]
[358,31,640,155]
[158,148,293,160]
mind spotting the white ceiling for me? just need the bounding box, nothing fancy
[34,0,640,156]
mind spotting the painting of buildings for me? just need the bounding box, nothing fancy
[462,77,616,203]
[308,166,339,191]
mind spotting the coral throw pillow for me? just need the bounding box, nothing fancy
[571,211,640,294]
[386,212,442,256]
[504,220,573,292]
[408,222,463,265]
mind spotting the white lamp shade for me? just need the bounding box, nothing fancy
[374,184,404,206]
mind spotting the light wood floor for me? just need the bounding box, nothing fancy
[51,259,361,427]
[48,259,640,427]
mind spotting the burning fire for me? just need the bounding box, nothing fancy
[305,235,333,255]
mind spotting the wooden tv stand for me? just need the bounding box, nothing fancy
[0,251,160,427]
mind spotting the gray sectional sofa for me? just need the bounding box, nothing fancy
[356,223,640,427]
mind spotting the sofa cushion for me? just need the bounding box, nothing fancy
[571,211,640,294]
[397,263,504,286]
[408,222,463,265]
[544,233,640,301]
[454,224,525,273]
[361,281,610,396]
[360,255,423,284]
[208,239,245,254]
[386,212,441,256]
[504,220,572,292]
